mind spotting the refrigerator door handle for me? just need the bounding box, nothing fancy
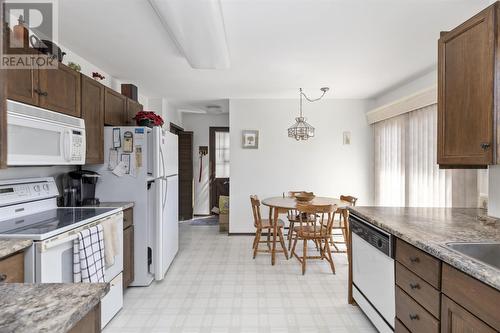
[160,148,167,178]
[162,178,167,209]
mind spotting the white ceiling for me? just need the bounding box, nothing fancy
[59,0,489,101]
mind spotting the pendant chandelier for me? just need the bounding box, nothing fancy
[288,87,329,141]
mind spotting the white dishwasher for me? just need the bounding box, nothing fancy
[351,213,395,333]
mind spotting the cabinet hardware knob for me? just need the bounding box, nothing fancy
[33,89,48,97]
[480,143,491,150]
[409,256,420,263]
[409,314,419,321]
[409,283,420,290]
[0,273,7,282]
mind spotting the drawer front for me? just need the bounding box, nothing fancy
[396,287,439,333]
[396,262,441,318]
[396,239,441,288]
[123,208,133,229]
[395,319,411,333]
[442,264,500,331]
[0,252,24,283]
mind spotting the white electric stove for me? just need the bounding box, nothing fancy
[0,177,124,328]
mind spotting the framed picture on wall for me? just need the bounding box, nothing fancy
[242,130,259,149]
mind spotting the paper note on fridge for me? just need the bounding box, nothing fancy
[112,161,128,177]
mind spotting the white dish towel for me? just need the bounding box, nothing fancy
[101,217,119,267]
[73,224,106,283]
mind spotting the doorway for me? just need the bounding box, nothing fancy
[170,123,193,221]
[209,127,230,213]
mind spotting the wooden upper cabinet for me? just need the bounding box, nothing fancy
[438,4,496,166]
[81,75,105,164]
[125,98,143,125]
[104,87,127,126]
[0,1,6,169]
[6,67,39,106]
[38,63,81,117]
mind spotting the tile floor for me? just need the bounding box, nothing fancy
[104,222,376,333]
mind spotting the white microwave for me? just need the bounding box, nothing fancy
[6,100,86,166]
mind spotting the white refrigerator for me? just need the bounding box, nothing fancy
[88,126,179,286]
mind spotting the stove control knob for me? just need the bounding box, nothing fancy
[43,184,49,191]
[33,185,41,192]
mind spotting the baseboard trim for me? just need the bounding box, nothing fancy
[228,232,255,236]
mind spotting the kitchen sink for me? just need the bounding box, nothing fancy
[446,242,500,270]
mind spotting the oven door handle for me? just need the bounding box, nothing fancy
[40,233,79,252]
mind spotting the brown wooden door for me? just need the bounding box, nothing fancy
[441,295,496,333]
[437,5,495,166]
[81,75,105,164]
[123,225,134,289]
[6,67,39,106]
[104,87,127,125]
[209,127,230,212]
[125,99,143,125]
[178,131,193,220]
[38,63,81,117]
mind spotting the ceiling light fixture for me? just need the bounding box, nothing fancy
[148,0,230,70]
[288,87,329,141]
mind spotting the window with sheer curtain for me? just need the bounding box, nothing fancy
[374,104,477,207]
[215,131,230,178]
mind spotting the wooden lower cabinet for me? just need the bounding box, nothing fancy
[441,296,496,333]
[68,302,101,333]
[393,239,500,333]
[123,207,134,289]
[0,251,24,283]
[396,287,439,333]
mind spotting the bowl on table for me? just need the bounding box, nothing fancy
[293,192,315,202]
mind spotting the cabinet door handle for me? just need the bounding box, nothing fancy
[0,273,7,282]
[409,283,420,290]
[480,143,491,150]
[409,256,420,263]
[33,88,48,97]
[409,314,419,321]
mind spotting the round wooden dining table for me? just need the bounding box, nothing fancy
[261,196,352,265]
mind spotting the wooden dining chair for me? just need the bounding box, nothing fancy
[250,195,288,260]
[330,195,357,253]
[286,191,317,250]
[290,203,337,275]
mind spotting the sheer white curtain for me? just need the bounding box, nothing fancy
[374,114,406,206]
[407,105,452,207]
[374,104,477,207]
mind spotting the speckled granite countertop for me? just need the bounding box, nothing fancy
[89,202,134,210]
[349,207,500,291]
[0,283,109,333]
[0,239,32,260]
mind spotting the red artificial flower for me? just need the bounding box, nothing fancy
[133,111,164,126]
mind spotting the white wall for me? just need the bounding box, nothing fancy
[147,98,183,129]
[372,69,437,109]
[229,99,373,233]
[183,113,230,215]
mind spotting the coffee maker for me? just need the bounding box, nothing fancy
[63,170,101,206]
